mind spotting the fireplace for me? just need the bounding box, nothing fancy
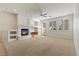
[21,29,29,36]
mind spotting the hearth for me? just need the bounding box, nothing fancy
[21,29,29,36]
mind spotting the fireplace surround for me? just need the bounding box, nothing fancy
[17,25,32,40]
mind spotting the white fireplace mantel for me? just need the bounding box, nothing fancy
[17,25,33,40]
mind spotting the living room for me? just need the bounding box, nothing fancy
[0,3,79,56]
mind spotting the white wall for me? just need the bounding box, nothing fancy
[74,4,79,55]
[0,12,17,42]
[39,4,75,39]
[17,12,30,26]
[0,12,17,31]
[42,14,73,39]
[17,12,33,39]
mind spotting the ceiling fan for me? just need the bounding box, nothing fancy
[40,12,48,17]
[40,12,51,18]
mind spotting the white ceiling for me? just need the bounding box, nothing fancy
[0,3,76,20]
[38,3,75,18]
[0,3,40,14]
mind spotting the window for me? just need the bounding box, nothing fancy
[49,21,53,30]
[53,21,56,30]
[58,20,63,30]
[49,21,52,27]
[64,20,69,30]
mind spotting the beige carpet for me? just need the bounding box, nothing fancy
[5,36,76,56]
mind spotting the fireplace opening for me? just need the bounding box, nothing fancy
[21,29,29,36]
